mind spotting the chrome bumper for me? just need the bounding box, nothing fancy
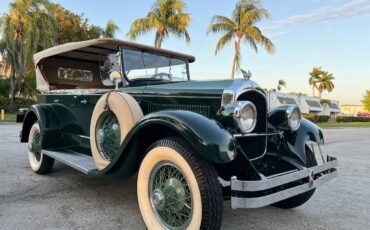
[231,155,338,209]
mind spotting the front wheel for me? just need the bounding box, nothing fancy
[137,138,223,230]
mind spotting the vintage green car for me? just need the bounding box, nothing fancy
[20,38,337,230]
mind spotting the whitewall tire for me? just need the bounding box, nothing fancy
[137,138,223,230]
[28,123,54,174]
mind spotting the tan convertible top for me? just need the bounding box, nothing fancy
[34,38,195,65]
[34,38,195,93]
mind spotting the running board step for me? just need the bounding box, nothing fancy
[43,150,98,174]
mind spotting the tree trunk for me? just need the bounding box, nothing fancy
[9,73,16,100]
[231,36,241,80]
[312,85,315,97]
[155,33,163,49]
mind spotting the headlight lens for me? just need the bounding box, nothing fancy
[234,101,257,133]
[287,106,301,131]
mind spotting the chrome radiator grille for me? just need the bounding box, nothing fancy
[236,90,267,160]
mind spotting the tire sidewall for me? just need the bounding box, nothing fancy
[28,123,42,172]
[137,146,202,230]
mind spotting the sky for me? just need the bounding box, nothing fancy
[1,0,369,105]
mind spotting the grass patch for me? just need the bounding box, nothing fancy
[0,114,16,122]
[318,122,370,128]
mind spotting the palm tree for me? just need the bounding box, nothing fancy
[309,66,324,97]
[127,0,191,48]
[277,79,286,91]
[0,0,57,99]
[318,71,335,97]
[102,20,119,38]
[207,0,274,79]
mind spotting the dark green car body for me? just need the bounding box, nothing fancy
[20,39,337,210]
[21,77,321,180]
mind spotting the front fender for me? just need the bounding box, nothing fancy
[284,118,324,163]
[102,110,237,177]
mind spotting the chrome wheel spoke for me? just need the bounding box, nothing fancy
[149,161,193,229]
[96,111,120,160]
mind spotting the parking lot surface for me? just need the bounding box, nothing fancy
[0,123,369,229]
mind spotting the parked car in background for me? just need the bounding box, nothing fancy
[20,39,337,230]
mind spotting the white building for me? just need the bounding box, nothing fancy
[266,91,340,116]
[322,100,340,116]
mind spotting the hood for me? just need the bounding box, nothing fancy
[142,80,234,98]
[141,79,263,98]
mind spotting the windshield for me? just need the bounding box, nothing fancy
[122,48,189,82]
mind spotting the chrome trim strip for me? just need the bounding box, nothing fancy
[231,157,337,192]
[139,94,221,99]
[231,170,337,209]
[221,79,263,106]
[233,132,279,138]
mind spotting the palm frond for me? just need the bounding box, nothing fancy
[103,20,119,38]
[128,0,190,47]
[127,18,153,40]
[243,34,258,53]
[214,30,234,55]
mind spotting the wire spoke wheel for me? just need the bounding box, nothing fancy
[95,111,121,161]
[149,161,193,229]
[27,123,54,174]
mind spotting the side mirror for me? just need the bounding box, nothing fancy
[110,71,122,89]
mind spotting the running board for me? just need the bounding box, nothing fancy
[43,150,98,174]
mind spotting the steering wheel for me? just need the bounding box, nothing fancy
[150,72,172,80]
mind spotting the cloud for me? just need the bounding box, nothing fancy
[262,0,370,34]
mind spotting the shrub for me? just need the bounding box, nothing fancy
[302,114,330,123]
[0,77,10,98]
[0,97,36,113]
[336,116,370,122]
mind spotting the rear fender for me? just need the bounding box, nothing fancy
[20,104,82,149]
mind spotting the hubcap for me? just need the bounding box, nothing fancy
[149,162,193,229]
[151,188,166,211]
[95,111,120,161]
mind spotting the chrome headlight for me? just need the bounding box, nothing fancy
[287,106,302,131]
[234,101,257,133]
[268,105,301,131]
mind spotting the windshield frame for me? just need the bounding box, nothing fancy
[120,47,190,85]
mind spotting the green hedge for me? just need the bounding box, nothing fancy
[0,97,36,113]
[336,116,370,122]
[303,114,330,123]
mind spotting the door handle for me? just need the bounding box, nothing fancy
[80,99,87,104]
[53,99,61,103]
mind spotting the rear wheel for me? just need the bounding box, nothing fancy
[137,138,223,230]
[273,145,317,209]
[28,123,54,174]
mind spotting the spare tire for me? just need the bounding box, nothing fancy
[90,92,143,170]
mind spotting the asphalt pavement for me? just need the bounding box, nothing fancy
[0,123,369,229]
